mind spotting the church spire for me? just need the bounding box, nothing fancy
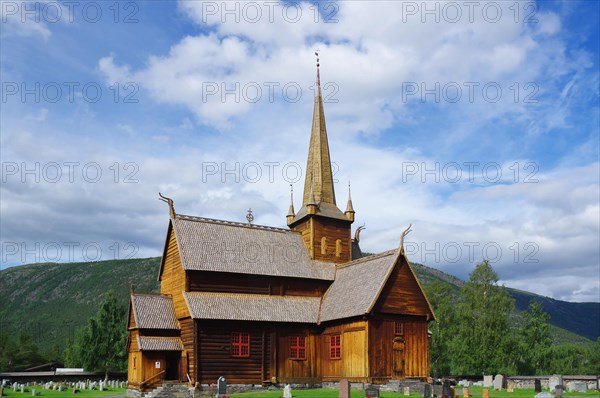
[302,51,336,206]
[286,184,296,224]
[345,181,355,222]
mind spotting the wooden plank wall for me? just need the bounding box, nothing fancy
[197,321,271,384]
[180,317,195,382]
[321,320,368,382]
[374,258,431,317]
[187,271,330,297]
[160,228,189,318]
[311,218,352,263]
[368,316,430,380]
[275,327,320,384]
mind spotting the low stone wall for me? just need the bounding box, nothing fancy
[506,376,599,391]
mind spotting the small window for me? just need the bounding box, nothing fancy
[329,334,341,360]
[321,237,328,255]
[395,321,404,335]
[289,336,306,360]
[335,239,342,257]
[231,332,250,357]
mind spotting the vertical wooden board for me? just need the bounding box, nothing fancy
[159,229,189,318]
[180,317,195,382]
[129,330,139,351]
[342,329,367,378]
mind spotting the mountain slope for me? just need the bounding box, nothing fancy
[0,257,597,355]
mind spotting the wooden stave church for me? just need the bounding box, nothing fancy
[126,65,435,392]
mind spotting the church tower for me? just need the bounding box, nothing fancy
[287,54,355,263]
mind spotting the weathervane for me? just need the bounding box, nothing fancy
[315,49,320,86]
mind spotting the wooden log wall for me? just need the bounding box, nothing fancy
[321,320,368,382]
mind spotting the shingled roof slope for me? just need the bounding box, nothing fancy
[131,294,179,330]
[319,249,399,322]
[183,292,321,323]
[137,336,184,351]
[172,214,335,280]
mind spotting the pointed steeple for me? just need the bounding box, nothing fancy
[302,51,336,207]
[345,181,355,222]
[286,185,296,224]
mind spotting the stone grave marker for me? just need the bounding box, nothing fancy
[404,387,411,396]
[339,379,350,398]
[482,389,490,398]
[493,375,504,390]
[217,376,227,397]
[483,376,493,388]
[567,382,587,393]
[31,389,37,397]
[534,379,541,393]
[549,375,563,392]
[0,385,3,396]
[433,385,443,397]
[462,388,469,397]
[424,384,433,398]
[442,380,453,398]
[555,385,565,398]
[283,384,292,398]
[534,393,553,398]
[21,385,25,393]
[365,385,380,398]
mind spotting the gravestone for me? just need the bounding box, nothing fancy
[462,388,469,398]
[567,382,587,393]
[404,387,411,396]
[433,385,443,397]
[549,375,563,392]
[482,389,490,398]
[31,389,37,397]
[283,384,292,398]
[0,385,3,396]
[555,385,565,398]
[217,376,227,397]
[534,393,553,398]
[483,376,493,388]
[339,379,350,398]
[21,385,24,393]
[534,379,541,393]
[365,386,380,398]
[493,375,504,390]
[442,380,453,398]
[424,384,433,398]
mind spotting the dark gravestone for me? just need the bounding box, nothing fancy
[339,379,350,398]
[424,384,433,398]
[555,385,565,398]
[433,385,443,397]
[217,377,227,397]
[534,379,541,393]
[365,386,380,398]
[442,380,453,398]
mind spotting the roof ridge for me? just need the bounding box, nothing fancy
[175,213,292,233]
[132,292,172,299]
[336,248,398,269]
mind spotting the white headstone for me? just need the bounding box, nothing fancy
[567,382,587,393]
[404,386,411,396]
[549,375,563,392]
[483,376,493,388]
[493,375,504,390]
[21,385,25,393]
[283,384,292,398]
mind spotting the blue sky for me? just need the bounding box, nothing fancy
[1,0,599,302]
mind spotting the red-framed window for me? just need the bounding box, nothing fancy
[395,321,404,335]
[329,334,341,360]
[231,332,250,357]
[289,336,306,360]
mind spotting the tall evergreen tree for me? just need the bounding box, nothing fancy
[451,260,515,375]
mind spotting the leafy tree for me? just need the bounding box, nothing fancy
[516,301,552,374]
[426,281,457,377]
[451,260,515,375]
[64,290,127,379]
[0,332,44,371]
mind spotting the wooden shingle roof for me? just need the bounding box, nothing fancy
[131,294,179,330]
[171,214,335,280]
[183,292,321,323]
[319,249,399,322]
[137,336,184,351]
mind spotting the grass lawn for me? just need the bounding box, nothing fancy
[230,386,600,398]
[0,387,126,398]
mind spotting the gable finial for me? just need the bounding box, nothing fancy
[399,224,413,255]
[158,192,176,219]
[246,208,254,225]
[354,224,366,242]
[287,184,295,217]
[345,180,355,220]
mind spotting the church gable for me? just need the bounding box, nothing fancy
[373,255,434,319]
